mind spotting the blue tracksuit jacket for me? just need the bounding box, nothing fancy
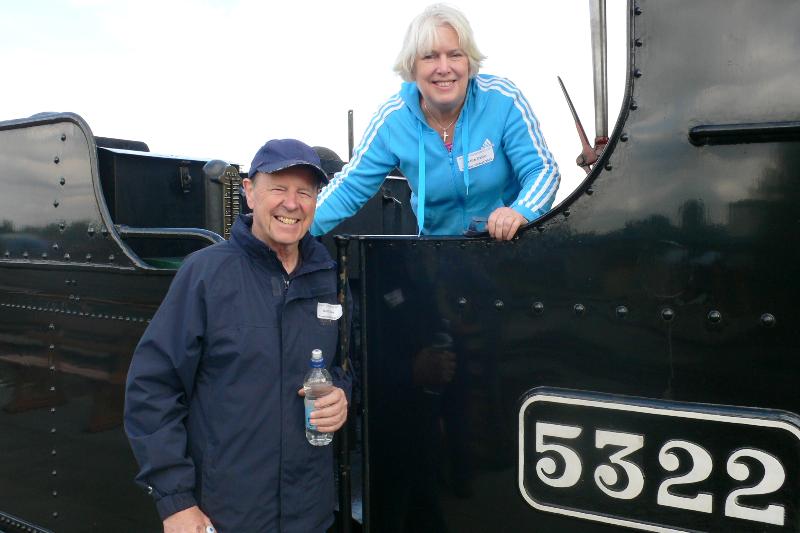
[124,215,350,532]
[312,74,560,236]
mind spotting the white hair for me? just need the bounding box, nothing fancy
[393,3,486,82]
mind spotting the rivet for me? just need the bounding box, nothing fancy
[59,176,66,186]
[85,253,92,261]
[458,297,467,307]
[459,242,466,249]
[101,227,109,237]
[630,100,638,110]
[64,253,70,261]
[51,449,57,455]
[494,300,504,310]
[616,305,628,318]
[59,222,65,231]
[586,187,594,195]
[60,133,66,141]
[634,38,643,47]
[22,251,29,258]
[574,303,586,316]
[41,252,48,259]
[52,490,58,497]
[87,226,95,237]
[536,226,545,233]
[410,241,417,247]
[48,323,55,329]
[634,4,642,15]
[620,133,630,142]
[707,310,722,324]
[52,511,59,518]
[3,251,9,258]
[108,254,115,261]
[563,209,571,218]
[52,243,59,251]
[435,242,441,249]
[53,199,60,208]
[50,428,56,434]
[54,156,60,164]
[532,301,544,314]
[760,313,776,328]
[51,469,57,476]
[634,68,643,78]
[661,308,675,322]
[605,163,613,171]
[50,386,56,392]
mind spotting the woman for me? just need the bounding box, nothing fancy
[311,3,560,240]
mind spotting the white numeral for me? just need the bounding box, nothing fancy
[657,440,713,513]
[535,422,582,488]
[594,430,644,499]
[725,448,785,526]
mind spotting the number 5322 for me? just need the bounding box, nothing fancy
[519,390,800,532]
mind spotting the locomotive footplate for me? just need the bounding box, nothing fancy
[519,388,800,532]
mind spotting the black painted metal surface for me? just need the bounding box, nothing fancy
[358,1,800,531]
[0,114,172,531]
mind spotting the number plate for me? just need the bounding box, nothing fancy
[518,388,800,532]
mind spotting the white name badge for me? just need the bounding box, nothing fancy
[317,302,342,321]
[457,139,495,171]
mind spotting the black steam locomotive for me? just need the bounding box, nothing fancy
[1,1,799,531]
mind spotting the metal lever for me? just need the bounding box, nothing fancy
[558,76,598,174]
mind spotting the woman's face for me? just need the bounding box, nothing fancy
[414,24,469,115]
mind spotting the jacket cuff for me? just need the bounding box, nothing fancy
[155,491,198,521]
[512,203,534,223]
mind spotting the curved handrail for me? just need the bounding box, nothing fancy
[115,225,224,245]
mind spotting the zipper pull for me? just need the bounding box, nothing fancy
[283,277,290,290]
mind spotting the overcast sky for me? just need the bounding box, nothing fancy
[0,0,627,204]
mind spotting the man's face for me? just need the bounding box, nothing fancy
[242,167,318,252]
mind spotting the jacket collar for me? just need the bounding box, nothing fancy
[230,214,335,276]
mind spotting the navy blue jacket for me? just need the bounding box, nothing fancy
[124,215,350,532]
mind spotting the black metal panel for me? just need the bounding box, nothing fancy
[0,264,170,531]
[358,0,800,531]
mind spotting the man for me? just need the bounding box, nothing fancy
[124,139,350,532]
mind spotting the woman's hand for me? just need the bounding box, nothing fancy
[487,207,527,241]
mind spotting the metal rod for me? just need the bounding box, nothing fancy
[589,0,608,142]
[557,76,598,173]
[359,239,370,532]
[348,110,355,160]
[114,225,224,244]
[335,235,352,533]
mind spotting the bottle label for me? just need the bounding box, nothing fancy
[304,398,316,430]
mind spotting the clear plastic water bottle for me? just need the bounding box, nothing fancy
[304,349,333,446]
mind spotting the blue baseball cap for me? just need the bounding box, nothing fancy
[247,138,329,184]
